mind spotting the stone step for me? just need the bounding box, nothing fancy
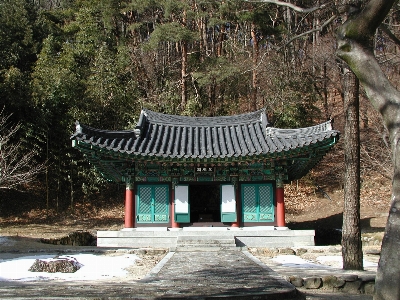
[177,235,233,241]
[177,239,235,245]
[176,235,238,252]
[175,245,241,252]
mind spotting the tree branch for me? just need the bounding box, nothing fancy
[337,1,399,125]
[0,111,47,190]
[242,14,336,74]
[339,0,397,41]
[282,15,337,49]
[380,23,400,48]
[245,0,329,14]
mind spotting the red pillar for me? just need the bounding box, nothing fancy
[124,183,134,228]
[171,185,180,228]
[276,185,286,227]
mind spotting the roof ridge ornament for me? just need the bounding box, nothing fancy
[326,120,332,131]
[75,121,82,134]
[134,128,141,138]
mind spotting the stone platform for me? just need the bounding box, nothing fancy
[97,227,315,249]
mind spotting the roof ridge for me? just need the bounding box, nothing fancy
[141,108,268,127]
[266,120,335,136]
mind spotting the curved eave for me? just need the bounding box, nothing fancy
[73,135,338,165]
[286,137,339,181]
[71,110,340,182]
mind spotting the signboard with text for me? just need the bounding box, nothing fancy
[195,166,214,173]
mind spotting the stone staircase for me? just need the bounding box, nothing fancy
[175,235,239,252]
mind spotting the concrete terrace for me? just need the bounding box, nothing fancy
[97,227,316,249]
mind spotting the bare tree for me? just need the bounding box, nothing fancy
[252,0,364,269]
[251,0,400,297]
[0,109,46,190]
[336,1,400,298]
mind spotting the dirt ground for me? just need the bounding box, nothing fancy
[0,177,389,300]
[0,174,390,245]
[0,168,391,284]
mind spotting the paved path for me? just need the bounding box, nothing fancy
[0,250,374,299]
[0,250,298,299]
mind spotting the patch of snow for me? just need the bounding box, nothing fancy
[272,255,331,269]
[272,254,378,269]
[316,255,378,268]
[0,253,140,281]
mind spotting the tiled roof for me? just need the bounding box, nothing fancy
[71,108,339,162]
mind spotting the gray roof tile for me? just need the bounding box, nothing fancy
[72,108,339,161]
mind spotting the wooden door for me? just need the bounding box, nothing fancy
[137,184,169,223]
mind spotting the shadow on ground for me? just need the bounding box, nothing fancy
[288,213,385,245]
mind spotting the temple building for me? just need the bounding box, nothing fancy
[71,109,339,248]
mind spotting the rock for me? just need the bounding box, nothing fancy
[289,275,304,287]
[362,282,375,294]
[278,248,295,255]
[28,256,82,273]
[342,280,362,294]
[359,274,376,282]
[303,277,322,289]
[322,275,346,289]
[309,248,325,253]
[260,248,279,257]
[339,274,359,282]
[294,248,308,256]
[328,246,341,253]
[136,249,148,255]
[146,248,167,255]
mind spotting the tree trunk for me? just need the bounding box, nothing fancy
[341,65,363,270]
[200,16,207,62]
[250,22,259,111]
[181,40,188,109]
[217,23,225,57]
[375,145,400,300]
[335,1,400,297]
[180,7,188,110]
[322,61,330,120]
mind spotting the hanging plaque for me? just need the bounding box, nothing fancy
[195,165,214,173]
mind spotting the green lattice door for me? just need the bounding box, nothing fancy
[241,183,274,222]
[137,184,169,223]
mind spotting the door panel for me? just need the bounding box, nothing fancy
[242,185,258,221]
[137,184,169,223]
[221,184,237,222]
[258,185,274,221]
[174,185,190,223]
[154,186,169,222]
[137,186,152,222]
[242,183,274,222]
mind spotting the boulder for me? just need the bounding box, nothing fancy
[363,282,375,295]
[342,280,363,294]
[289,275,304,287]
[322,275,346,289]
[303,277,322,289]
[278,248,296,255]
[28,256,82,273]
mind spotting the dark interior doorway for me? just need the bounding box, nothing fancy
[190,184,221,222]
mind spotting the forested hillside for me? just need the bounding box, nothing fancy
[0,0,396,219]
